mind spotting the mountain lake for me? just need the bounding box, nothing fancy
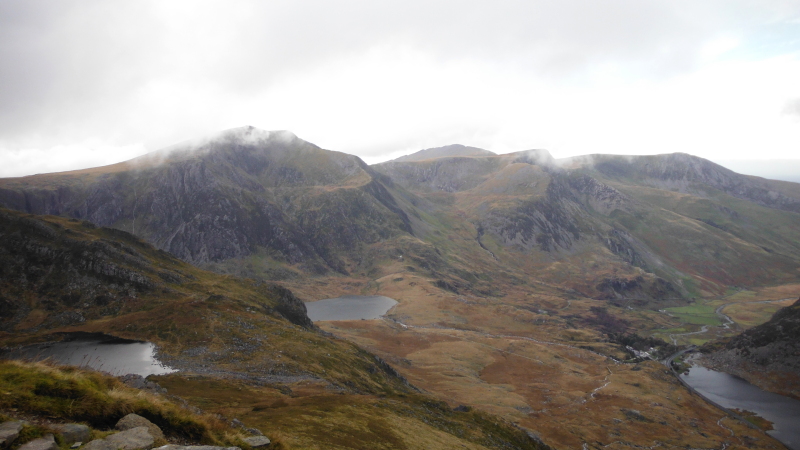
[681,366,800,450]
[1,332,176,377]
[305,295,398,322]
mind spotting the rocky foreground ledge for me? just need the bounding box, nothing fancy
[0,414,270,450]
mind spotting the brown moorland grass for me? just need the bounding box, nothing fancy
[0,360,247,446]
[295,273,787,449]
[154,374,547,450]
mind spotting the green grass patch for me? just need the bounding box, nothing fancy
[664,303,723,326]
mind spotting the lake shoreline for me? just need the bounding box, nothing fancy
[304,295,398,322]
[677,355,800,450]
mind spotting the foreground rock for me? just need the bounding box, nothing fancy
[242,436,270,448]
[116,414,165,441]
[154,446,241,450]
[52,424,91,445]
[84,427,155,450]
[0,421,24,446]
[18,435,58,450]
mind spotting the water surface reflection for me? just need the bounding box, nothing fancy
[305,295,398,322]
[681,366,800,450]
[1,332,175,377]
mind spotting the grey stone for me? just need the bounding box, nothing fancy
[116,414,164,441]
[52,424,91,444]
[70,443,82,449]
[154,446,241,450]
[18,434,58,450]
[0,421,24,446]
[104,427,155,450]
[242,436,270,448]
[82,439,115,450]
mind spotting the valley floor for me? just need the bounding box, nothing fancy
[289,275,793,450]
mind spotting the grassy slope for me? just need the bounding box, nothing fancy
[0,360,243,446]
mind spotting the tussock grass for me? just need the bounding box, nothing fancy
[0,360,245,446]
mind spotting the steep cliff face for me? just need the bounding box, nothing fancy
[4,129,800,302]
[374,149,800,300]
[0,209,185,331]
[0,128,418,274]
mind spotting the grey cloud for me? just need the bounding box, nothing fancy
[1,0,798,166]
[0,2,165,136]
[783,98,800,117]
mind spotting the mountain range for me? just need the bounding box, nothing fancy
[3,126,799,304]
[2,126,798,449]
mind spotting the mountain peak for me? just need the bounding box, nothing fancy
[391,144,496,162]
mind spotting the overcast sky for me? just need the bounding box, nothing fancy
[1,0,799,178]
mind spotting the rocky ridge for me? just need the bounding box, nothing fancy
[702,298,800,398]
[0,127,419,274]
[3,128,800,303]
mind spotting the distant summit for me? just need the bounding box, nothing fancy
[392,144,496,162]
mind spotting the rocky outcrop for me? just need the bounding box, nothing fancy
[707,298,800,373]
[595,276,682,304]
[269,285,313,328]
[0,127,418,274]
[119,375,168,394]
[0,209,184,331]
[481,174,583,252]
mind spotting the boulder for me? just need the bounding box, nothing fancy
[52,424,91,444]
[18,435,58,450]
[154,446,241,450]
[82,440,115,450]
[116,414,165,441]
[106,427,155,450]
[0,421,24,446]
[242,436,270,448]
[102,427,155,450]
